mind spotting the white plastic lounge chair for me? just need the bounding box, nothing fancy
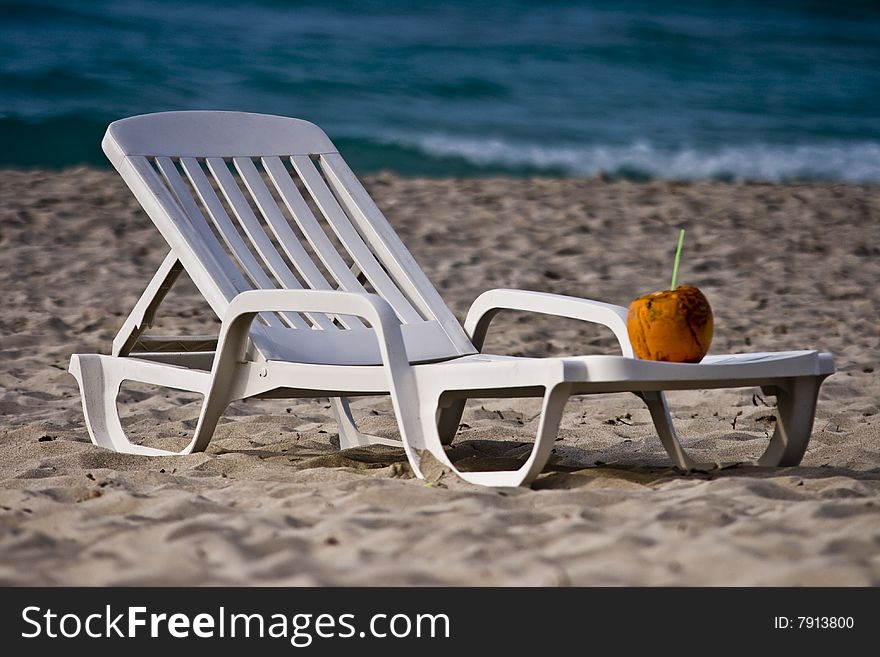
[69,111,835,487]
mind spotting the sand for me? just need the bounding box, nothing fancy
[0,167,878,586]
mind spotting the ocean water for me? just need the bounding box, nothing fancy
[2,0,880,180]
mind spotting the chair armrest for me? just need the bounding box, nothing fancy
[464,288,634,357]
[204,289,418,427]
[186,291,423,462]
[218,289,408,368]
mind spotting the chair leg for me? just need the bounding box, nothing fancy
[404,382,571,487]
[512,381,571,485]
[334,388,463,452]
[639,390,719,471]
[330,397,403,449]
[69,354,223,456]
[640,376,825,471]
[437,399,466,445]
[756,377,823,466]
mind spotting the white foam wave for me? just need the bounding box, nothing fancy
[383,133,880,181]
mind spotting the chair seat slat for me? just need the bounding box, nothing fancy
[207,158,337,331]
[235,157,366,329]
[320,153,476,355]
[262,157,370,296]
[130,156,284,354]
[152,157,250,299]
[290,155,423,325]
[180,157,295,330]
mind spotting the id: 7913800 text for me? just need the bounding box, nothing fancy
[774,617,854,629]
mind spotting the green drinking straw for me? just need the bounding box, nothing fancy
[670,229,685,289]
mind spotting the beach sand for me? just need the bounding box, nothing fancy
[1,167,878,585]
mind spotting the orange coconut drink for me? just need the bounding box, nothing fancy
[627,230,713,363]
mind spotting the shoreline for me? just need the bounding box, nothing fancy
[8,162,880,184]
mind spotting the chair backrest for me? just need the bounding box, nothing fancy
[103,111,476,365]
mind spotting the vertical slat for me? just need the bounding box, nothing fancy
[153,156,250,298]
[262,157,371,296]
[179,157,296,330]
[320,153,477,354]
[290,155,423,324]
[207,158,337,331]
[234,157,366,329]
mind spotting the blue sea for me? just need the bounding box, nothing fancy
[2,0,880,180]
